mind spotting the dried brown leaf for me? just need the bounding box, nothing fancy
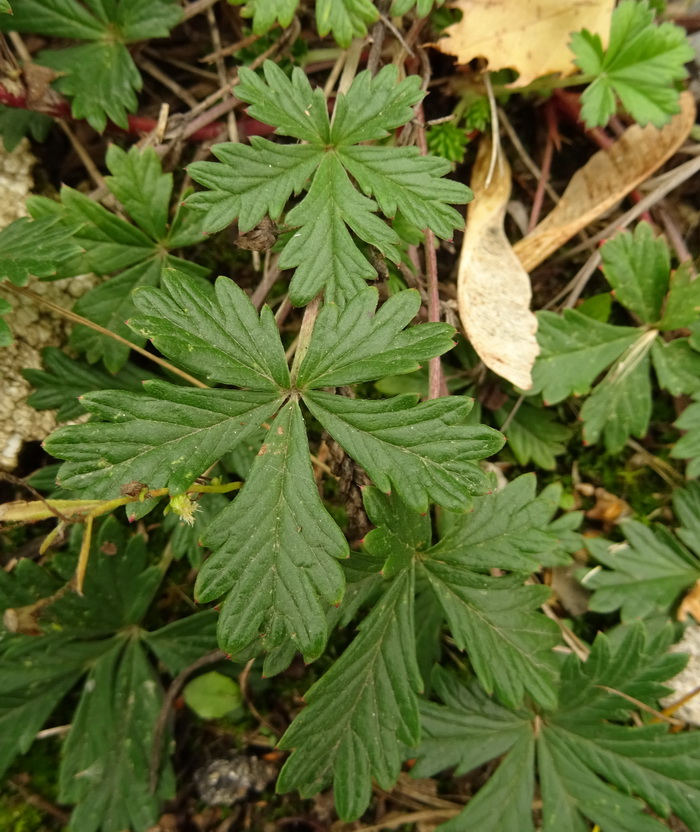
[434,0,614,88]
[458,138,539,389]
[514,91,697,272]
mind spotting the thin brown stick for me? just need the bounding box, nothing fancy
[239,658,279,737]
[207,5,239,143]
[149,650,227,791]
[415,102,446,400]
[351,809,460,832]
[528,122,554,232]
[7,779,70,824]
[57,120,107,191]
[183,0,220,20]
[137,56,199,108]
[250,253,281,309]
[2,283,208,388]
[0,472,70,523]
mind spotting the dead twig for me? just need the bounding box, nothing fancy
[149,650,227,792]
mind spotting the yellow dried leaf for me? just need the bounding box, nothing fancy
[458,137,539,390]
[435,0,614,88]
[514,91,697,272]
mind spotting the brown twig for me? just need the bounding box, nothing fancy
[2,283,208,388]
[239,658,279,737]
[149,649,227,792]
[415,101,446,400]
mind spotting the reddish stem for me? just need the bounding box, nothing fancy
[0,82,275,143]
[416,102,447,400]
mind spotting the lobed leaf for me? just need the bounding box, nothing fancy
[600,222,669,324]
[187,139,321,234]
[303,390,503,513]
[314,0,378,47]
[572,0,693,128]
[584,514,700,621]
[531,309,639,404]
[129,270,290,389]
[277,568,421,820]
[60,640,172,832]
[195,401,348,660]
[45,381,284,498]
[414,626,700,832]
[296,287,455,389]
[281,152,402,306]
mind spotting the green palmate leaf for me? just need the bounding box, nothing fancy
[659,261,700,330]
[530,309,639,403]
[415,626,699,832]
[188,63,470,305]
[315,0,378,46]
[583,484,700,620]
[23,346,153,420]
[237,62,331,143]
[0,517,217,831]
[337,146,470,238]
[186,140,320,234]
[45,381,284,498]
[45,518,163,635]
[104,143,172,240]
[600,221,669,323]
[329,69,423,145]
[143,610,218,675]
[129,270,290,389]
[0,214,81,286]
[392,0,443,16]
[0,635,107,779]
[60,639,173,832]
[429,474,576,572]
[651,338,700,396]
[572,0,693,128]
[229,0,299,34]
[366,478,565,709]
[533,224,700,450]
[195,401,348,660]
[420,562,559,708]
[280,152,403,305]
[495,402,572,470]
[303,390,503,512]
[673,393,700,476]
[0,0,183,131]
[0,105,52,152]
[277,567,421,820]
[580,331,655,451]
[0,1,10,12]
[296,286,454,388]
[29,146,208,371]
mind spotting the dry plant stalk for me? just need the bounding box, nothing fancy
[514,91,697,272]
[458,137,539,389]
